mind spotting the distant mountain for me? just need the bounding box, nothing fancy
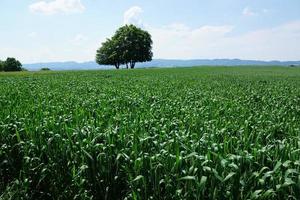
[23,61,110,71]
[24,59,300,71]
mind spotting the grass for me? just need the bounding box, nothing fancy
[0,66,300,199]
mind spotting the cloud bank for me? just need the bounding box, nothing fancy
[29,0,85,15]
[148,20,300,61]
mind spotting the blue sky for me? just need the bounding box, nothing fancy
[0,0,300,63]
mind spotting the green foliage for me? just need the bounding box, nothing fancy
[3,57,22,72]
[96,39,122,69]
[40,67,51,71]
[113,24,153,69]
[96,24,153,69]
[0,67,300,199]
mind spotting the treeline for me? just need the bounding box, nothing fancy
[0,57,23,72]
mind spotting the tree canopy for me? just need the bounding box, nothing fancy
[96,25,153,69]
[2,57,22,72]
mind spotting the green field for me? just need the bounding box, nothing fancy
[1,67,300,200]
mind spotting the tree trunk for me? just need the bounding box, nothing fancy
[115,63,120,69]
[130,61,135,69]
[126,63,129,69]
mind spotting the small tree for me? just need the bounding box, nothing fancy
[3,57,22,72]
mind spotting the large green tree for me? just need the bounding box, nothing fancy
[3,57,22,72]
[113,25,153,69]
[96,24,153,69]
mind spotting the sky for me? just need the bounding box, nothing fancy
[0,0,300,63]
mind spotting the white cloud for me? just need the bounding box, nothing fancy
[242,7,257,16]
[147,21,300,61]
[29,0,85,15]
[124,6,143,26]
[148,23,234,59]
